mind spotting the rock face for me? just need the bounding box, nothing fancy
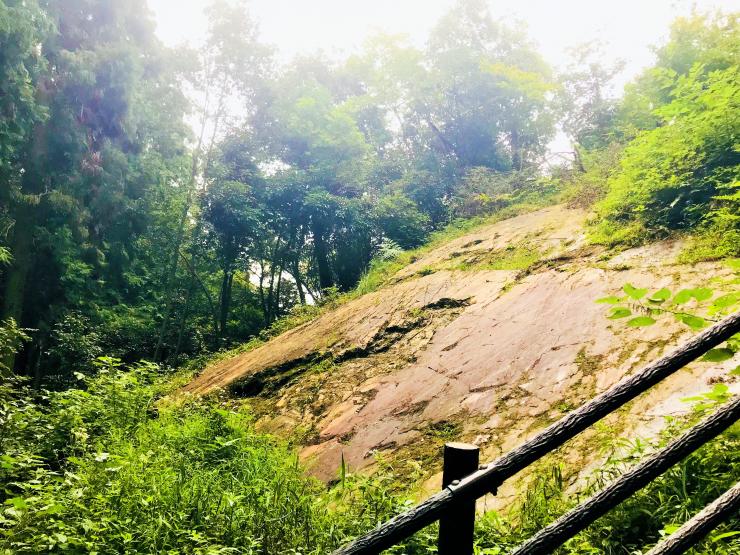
[183,206,739,505]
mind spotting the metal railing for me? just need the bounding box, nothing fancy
[333,310,740,555]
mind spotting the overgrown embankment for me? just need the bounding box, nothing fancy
[4,205,739,554]
[184,205,740,507]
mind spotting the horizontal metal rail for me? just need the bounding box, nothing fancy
[645,480,740,555]
[510,395,740,554]
[333,310,740,554]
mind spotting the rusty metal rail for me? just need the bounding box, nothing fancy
[333,311,740,555]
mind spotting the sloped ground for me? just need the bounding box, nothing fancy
[183,205,739,506]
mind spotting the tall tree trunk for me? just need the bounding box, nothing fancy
[2,77,52,374]
[292,226,307,304]
[153,194,191,362]
[31,334,45,389]
[257,259,269,325]
[510,129,523,171]
[266,255,278,322]
[178,247,219,333]
[153,81,226,360]
[172,275,195,363]
[312,225,333,292]
[291,257,306,305]
[272,262,284,319]
[218,267,234,344]
[573,143,586,173]
[1,205,33,373]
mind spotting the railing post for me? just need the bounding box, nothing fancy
[438,442,479,555]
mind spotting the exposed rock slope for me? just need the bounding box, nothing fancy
[184,206,738,504]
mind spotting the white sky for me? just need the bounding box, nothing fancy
[149,0,739,84]
[148,0,740,151]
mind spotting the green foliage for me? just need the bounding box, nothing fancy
[596,269,740,364]
[4,354,738,554]
[0,0,50,175]
[558,41,624,151]
[560,143,623,209]
[0,318,29,377]
[424,0,556,170]
[592,63,740,246]
[579,13,740,251]
[0,359,433,554]
[557,13,740,257]
[374,194,430,249]
[564,419,740,553]
[452,166,563,219]
[1,1,737,384]
[45,313,103,379]
[466,395,740,554]
[0,0,568,378]
[1,4,738,550]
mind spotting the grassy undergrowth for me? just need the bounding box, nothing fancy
[0,360,421,554]
[2,357,738,554]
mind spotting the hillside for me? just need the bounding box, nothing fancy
[184,205,739,504]
[3,4,739,553]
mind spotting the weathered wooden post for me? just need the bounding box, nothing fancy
[438,442,479,555]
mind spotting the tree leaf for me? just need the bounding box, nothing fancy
[707,383,729,400]
[648,288,671,302]
[8,497,28,510]
[712,293,740,309]
[623,283,647,300]
[596,295,621,304]
[676,313,706,330]
[712,531,740,542]
[627,316,656,327]
[702,348,735,362]
[673,289,694,305]
[691,287,712,301]
[724,258,740,271]
[607,307,632,319]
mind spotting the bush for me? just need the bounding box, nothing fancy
[0,359,420,554]
[0,318,29,378]
[451,166,562,218]
[473,398,740,554]
[374,194,431,249]
[561,143,623,209]
[591,65,739,248]
[3,356,738,554]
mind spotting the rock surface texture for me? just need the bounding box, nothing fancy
[183,206,739,506]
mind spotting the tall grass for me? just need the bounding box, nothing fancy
[2,359,738,554]
[0,361,427,554]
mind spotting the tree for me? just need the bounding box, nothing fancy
[422,0,555,171]
[202,180,260,341]
[592,13,740,249]
[0,0,569,381]
[374,194,430,249]
[153,0,271,360]
[0,0,190,379]
[0,0,50,370]
[559,42,625,152]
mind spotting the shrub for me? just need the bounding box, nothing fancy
[3,356,738,554]
[591,65,739,248]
